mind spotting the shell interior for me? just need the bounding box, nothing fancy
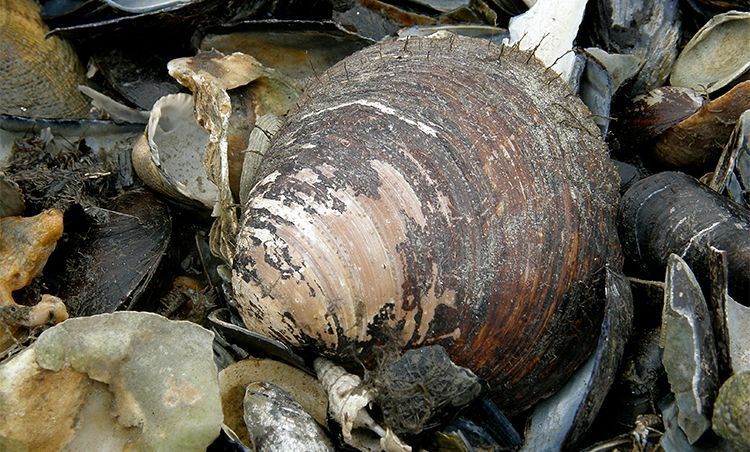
[147,93,216,207]
[670,11,750,93]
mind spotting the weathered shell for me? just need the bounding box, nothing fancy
[199,20,374,86]
[0,0,90,118]
[670,11,750,94]
[713,372,750,448]
[584,0,681,95]
[661,254,718,444]
[132,93,216,208]
[232,35,622,412]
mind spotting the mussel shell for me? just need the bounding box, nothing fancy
[613,86,705,146]
[685,0,750,16]
[583,0,681,95]
[654,81,750,170]
[61,190,171,316]
[233,36,622,412]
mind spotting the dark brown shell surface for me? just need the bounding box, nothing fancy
[232,36,622,412]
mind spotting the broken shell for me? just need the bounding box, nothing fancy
[243,381,333,452]
[671,11,750,94]
[584,0,681,95]
[132,93,216,208]
[710,109,750,207]
[0,0,90,118]
[661,254,718,444]
[233,36,622,412]
[654,81,750,170]
[506,0,588,81]
[618,171,750,301]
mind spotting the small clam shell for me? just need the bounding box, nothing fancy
[0,0,90,118]
[132,93,217,208]
[671,11,750,94]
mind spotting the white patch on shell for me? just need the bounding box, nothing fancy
[301,99,440,137]
[369,159,427,227]
[680,221,721,257]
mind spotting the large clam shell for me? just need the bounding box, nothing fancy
[233,36,622,412]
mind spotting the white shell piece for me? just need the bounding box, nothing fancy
[506,0,589,83]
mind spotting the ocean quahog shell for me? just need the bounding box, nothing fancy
[233,35,622,412]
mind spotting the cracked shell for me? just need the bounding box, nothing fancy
[232,35,622,412]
